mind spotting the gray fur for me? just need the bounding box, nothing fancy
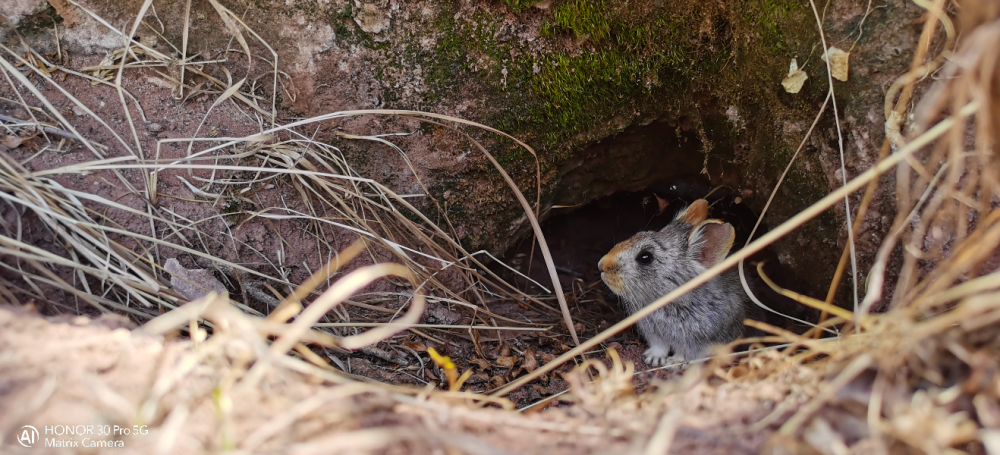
[599,210,761,367]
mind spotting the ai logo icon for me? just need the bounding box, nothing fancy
[18,425,39,447]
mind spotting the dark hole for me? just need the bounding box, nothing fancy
[493,173,816,335]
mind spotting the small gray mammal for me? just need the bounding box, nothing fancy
[598,199,760,367]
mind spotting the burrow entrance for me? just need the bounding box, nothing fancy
[492,118,817,341]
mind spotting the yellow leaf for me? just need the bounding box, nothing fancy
[821,47,850,81]
[782,58,808,94]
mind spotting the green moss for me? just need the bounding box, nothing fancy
[747,0,802,51]
[488,2,709,152]
[421,9,470,103]
[549,0,611,41]
[520,52,658,143]
[403,2,728,153]
[502,0,540,13]
[338,3,353,18]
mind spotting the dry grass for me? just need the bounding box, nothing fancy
[1,0,1000,453]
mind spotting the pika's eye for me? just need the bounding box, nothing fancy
[635,251,653,264]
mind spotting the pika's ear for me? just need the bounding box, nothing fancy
[674,199,709,225]
[688,220,735,267]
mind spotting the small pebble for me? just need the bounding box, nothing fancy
[147,122,164,133]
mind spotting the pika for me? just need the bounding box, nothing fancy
[598,199,760,367]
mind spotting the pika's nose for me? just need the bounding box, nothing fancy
[598,255,611,273]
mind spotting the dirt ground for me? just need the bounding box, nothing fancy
[0,303,808,454]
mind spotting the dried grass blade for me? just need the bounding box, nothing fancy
[206,0,252,65]
[269,238,367,321]
[755,262,855,322]
[179,0,192,99]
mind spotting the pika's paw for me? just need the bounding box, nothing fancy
[643,346,673,366]
[643,347,687,369]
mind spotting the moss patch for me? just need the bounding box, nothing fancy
[419,0,815,157]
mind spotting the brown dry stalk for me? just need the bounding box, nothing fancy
[269,238,368,322]
[822,0,954,316]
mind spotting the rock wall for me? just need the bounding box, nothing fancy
[6,0,930,301]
